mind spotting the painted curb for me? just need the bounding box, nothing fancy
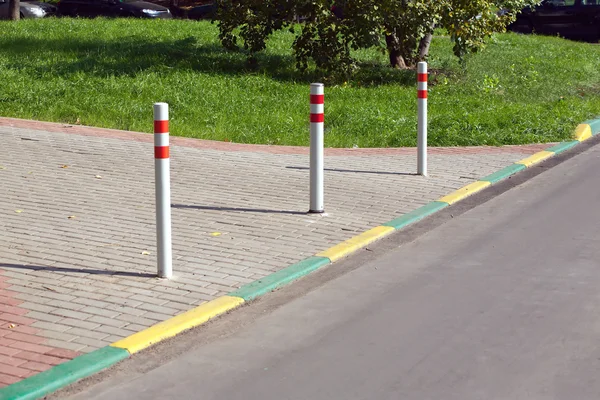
[111,295,245,354]
[382,201,448,230]
[2,119,598,400]
[229,257,330,301]
[480,164,526,184]
[316,226,395,262]
[0,347,129,400]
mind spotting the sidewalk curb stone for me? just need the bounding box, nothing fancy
[0,120,598,400]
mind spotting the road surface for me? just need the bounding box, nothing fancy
[65,142,600,400]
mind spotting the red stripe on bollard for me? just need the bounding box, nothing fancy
[418,73,428,82]
[310,113,324,123]
[155,146,170,159]
[154,120,169,134]
[310,94,324,104]
[417,90,428,99]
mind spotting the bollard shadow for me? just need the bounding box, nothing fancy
[172,204,307,215]
[286,166,416,176]
[0,263,155,278]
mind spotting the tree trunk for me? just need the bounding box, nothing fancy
[385,33,409,69]
[9,0,20,20]
[418,33,433,60]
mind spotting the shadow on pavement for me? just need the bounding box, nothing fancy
[172,204,307,215]
[286,166,416,176]
[0,263,155,278]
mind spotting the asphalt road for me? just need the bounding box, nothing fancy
[65,142,600,400]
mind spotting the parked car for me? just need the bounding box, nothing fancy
[0,0,56,18]
[56,0,172,18]
[509,0,600,41]
[186,2,214,20]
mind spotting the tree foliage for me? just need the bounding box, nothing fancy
[215,0,541,75]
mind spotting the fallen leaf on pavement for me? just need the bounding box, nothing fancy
[210,232,222,237]
[61,165,69,169]
[15,210,23,213]
[68,215,76,219]
[142,251,150,255]
[95,175,102,179]
[8,324,16,329]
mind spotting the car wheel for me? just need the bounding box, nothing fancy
[20,12,24,18]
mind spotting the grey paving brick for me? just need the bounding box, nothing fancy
[58,318,101,330]
[25,311,63,323]
[44,299,87,311]
[153,293,197,305]
[39,329,80,342]
[103,304,147,317]
[162,302,194,312]
[64,327,110,341]
[114,314,158,326]
[206,283,237,292]
[95,325,137,338]
[31,321,73,333]
[129,294,170,306]
[78,306,121,318]
[86,315,130,328]
[97,296,143,308]
[49,309,94,320]
[45,339,87,352]
[71,298,111,308]
[123,323,150,332]
[140,312,175,323]
[18,302,57,314]
[71,336,109,349]
[135,303,180,315]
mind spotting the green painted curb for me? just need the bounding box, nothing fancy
[0,346,129,400]
[584,119,600,134]
[479,164,527,184]
[545,141,579,155]
[382,201,448,230]
[228,256,331,301]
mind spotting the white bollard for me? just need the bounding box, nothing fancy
[417,62,428,176]
[153,103,173,279]
[309,83,325,213]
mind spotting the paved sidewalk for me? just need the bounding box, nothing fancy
[0,118,549,386]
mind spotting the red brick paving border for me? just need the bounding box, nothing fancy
[0,271,80,388]
[0,117,551,156]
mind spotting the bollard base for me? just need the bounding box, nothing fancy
[308,209,325,214]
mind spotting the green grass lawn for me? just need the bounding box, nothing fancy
[1,18,600,147]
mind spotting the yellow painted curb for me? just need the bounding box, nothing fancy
[438,181,491,205]
[316,226,395,263]
[515,150,555,168]
[574,124,592,142]
[111,295,245,354]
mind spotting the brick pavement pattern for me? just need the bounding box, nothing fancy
[0,118,550,387]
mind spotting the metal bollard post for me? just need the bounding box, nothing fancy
[417,61,428,177]
[153,103,173,279]
[309,83,324,213]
